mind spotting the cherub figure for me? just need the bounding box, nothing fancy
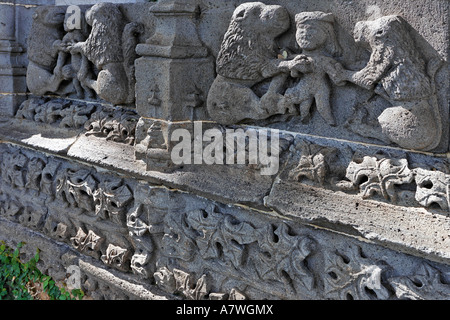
[285,12,346,126]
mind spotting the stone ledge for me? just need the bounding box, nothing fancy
[266,179,450,265]
[0,118,449,267]
[0,216,175,300]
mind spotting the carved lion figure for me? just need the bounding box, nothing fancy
[345,15,442,151]
[206,2,293,125]
[69,3,143,105]
[26,6,68,95]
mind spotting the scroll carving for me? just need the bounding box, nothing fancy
[160,206,317,298]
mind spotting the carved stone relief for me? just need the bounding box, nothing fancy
[342,15,443,151]
[281,136,450,213]
[206,2,295,125]
[0,146,135,272]
[2,0,450,301]
[26,3,145,106]
[414,168,450,211]
[1,143,449,299]
[26,6,69,96]
[337,155,414,203]
[14,97,138,145]
[204,4,447,152]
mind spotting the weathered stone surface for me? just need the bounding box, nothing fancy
[0,0,449,301]
[265,179,450,264]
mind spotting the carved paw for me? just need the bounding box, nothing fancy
[289,55,314,74]
[352,72,375,89]
[68,42,83,55]
[260,92,283,115]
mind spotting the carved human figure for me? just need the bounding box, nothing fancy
[26,6,70,96]
[342,15,442,151]
[206,2,294,125]
[53,9,93,99]
[284,12,346,126]
[67,3,143,105]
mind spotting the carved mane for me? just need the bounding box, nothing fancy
[216,4,288,81]
[27,6,66,68]
[82,3,126,68]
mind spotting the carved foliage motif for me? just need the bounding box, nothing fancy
[71,228,104,258]
[126,185,167,278]
[0,147,134,271]
[153,267,247,300]
[161,206,316,297]
[338,155,413,202]
[84,107,139,145]
[1,146,449,299]
[285,140,449,212]
[414,168,450,211]
[101,244,131,272]
[93,178,133,224]
[288,141,337,185]
[14,98,138,145]
[388,263,450,300]
[323,245,391,300]
[16,98,96,129]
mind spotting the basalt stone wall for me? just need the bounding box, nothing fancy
[0,0,449,300]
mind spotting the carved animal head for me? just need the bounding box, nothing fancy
[231,2,290,38]
[85,3,124,27]
[28,6,66,66]
[82,3,126,67]
[216,2,290,80]
[32,6,66,27]
[353,15,433,102]
[353,15,414,50]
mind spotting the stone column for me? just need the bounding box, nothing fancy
[0,0,26,120]
[135,0,215,121]
[134,0,216,170]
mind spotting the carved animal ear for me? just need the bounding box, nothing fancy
[374,28,385,38]
[234,8,246,21]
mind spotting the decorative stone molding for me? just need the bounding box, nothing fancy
[0,0,449,300]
